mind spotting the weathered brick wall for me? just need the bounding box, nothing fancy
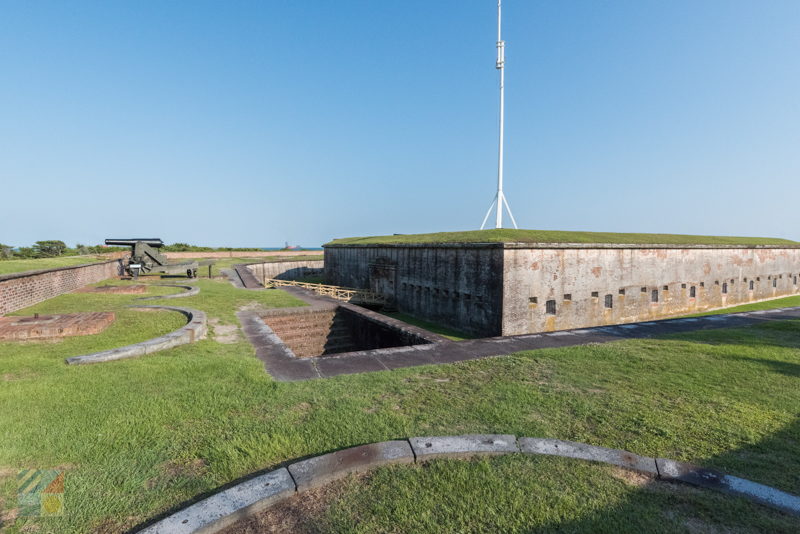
[324,244,504,337]
[503,245,800,335]
[326,243,800,337]
[0,260,124,315]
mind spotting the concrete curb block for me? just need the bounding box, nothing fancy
[656,458,800,517]
[410,434,519,460]
[133,435,800,533]
[288,440,414,491]
[520,438,658,475]
[65,306,207,365]
[138,284,200,300]
[138,468,295,534]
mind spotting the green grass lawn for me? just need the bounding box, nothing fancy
[688,294,800,316]
[326,228,799,246]
[255,455,798,533]
[1,280,799,532]
[0,256,108,276]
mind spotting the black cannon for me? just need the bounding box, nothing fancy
[106,239,198,279]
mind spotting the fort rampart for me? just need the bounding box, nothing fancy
[324,243,800,336]
[0,260,124,316]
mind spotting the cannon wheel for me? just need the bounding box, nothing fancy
[187,268,194,278]
[130,266,140,280]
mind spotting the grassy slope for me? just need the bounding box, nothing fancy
[326,229,798,246]
[0,305,798,531]
[0,256,107,276]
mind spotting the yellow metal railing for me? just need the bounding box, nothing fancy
[264,279,387,305]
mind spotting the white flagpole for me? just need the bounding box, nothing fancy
[481,0,517,230]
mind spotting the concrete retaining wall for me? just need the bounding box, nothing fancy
[0,260,124,316]
[245,260,324,282]
[324,243,800,336]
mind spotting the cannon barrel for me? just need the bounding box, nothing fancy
[105,239,164,248]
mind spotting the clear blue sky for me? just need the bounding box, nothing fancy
[1,0,798,247]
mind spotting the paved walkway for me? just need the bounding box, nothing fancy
[237,292,800,381]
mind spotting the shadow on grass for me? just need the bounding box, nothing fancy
[529,417,800,533]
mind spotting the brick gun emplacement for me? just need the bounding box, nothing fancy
[105,239,198,279]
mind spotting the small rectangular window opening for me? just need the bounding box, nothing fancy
[618,288,625,295]
[681,283,686,289]
[700,282,705,288]
[663,285,669,291]
[749,281,754,290]
[690,286,696,298]
[640,287,647,293]
[773,279,777,288]
[528,296,537,304]
[604,294,613,308]
[546,300,557,315]
[794,276,798,285]
[563,294,572,301]
[591,291,599,298]
[651,289,659,303]
[722,282,728,294]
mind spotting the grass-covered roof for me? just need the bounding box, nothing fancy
[325,229,798,247]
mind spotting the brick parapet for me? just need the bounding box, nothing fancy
[0,260,123,316]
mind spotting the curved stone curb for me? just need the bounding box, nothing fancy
[519,438,658,475]
[65,306,207,365]
[137,284,200,301]
[410,434,518,460]
[135,435,800,533]
[656,458,800,517]
[139,468,294,534]
[288,440,414,491]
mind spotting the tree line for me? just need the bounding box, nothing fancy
[0,241,266,260]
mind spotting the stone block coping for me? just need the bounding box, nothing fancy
[65,305,207,365]
[410,434,519,460]
[288,440,414,491]
[133,435,800,533]
[138,468,294,534]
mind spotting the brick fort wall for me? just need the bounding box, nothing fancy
[0,260,124,316]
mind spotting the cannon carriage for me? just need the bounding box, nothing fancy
[105,239,199,279]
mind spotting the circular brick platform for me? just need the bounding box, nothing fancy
[0,312,115,341]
